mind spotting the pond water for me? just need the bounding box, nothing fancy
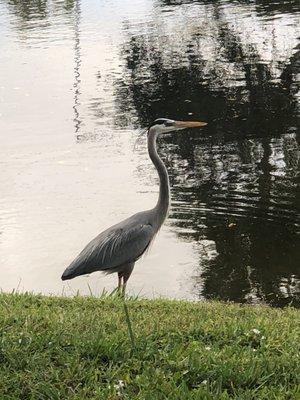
[0,0,299,307]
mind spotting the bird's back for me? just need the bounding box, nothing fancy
[61,210,155,280]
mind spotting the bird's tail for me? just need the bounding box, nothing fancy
[61,260,80,281]
[61,268,75,281]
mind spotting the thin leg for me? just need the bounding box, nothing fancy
[116,263,134,296]
[118,272,123,294]
[118,273,122,291]
[123,301,135,353]
[122,268,133,296]
[122,277,127,296]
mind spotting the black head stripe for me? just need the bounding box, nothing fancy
[150,118,174,128]
[154,119,168,125]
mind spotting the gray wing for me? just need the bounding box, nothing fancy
[62,217,154,280]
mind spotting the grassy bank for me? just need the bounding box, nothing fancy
[0,293,299,399]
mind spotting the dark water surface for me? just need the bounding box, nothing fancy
[0,0,299,306]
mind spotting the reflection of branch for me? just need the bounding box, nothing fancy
[6,0,48,21]
[5,0,49,34]
[280,47,300,92]
[73,0,82,140]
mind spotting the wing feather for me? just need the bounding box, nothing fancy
[62,219,154,280]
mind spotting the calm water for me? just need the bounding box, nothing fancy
[0,0,299,307]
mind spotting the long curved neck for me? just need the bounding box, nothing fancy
[147,130,170,228]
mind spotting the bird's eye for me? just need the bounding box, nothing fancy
[164,121,174,127]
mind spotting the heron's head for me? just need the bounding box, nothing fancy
[148,118,207,136]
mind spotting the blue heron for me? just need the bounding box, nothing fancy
[61,119,207,294]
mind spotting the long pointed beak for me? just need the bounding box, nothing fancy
[174,120,207,128]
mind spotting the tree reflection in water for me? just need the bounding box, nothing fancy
[5,0,76,23]
[3,0,299,305]
[114,0,300,306]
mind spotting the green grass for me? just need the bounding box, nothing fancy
[0,293,299,399]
